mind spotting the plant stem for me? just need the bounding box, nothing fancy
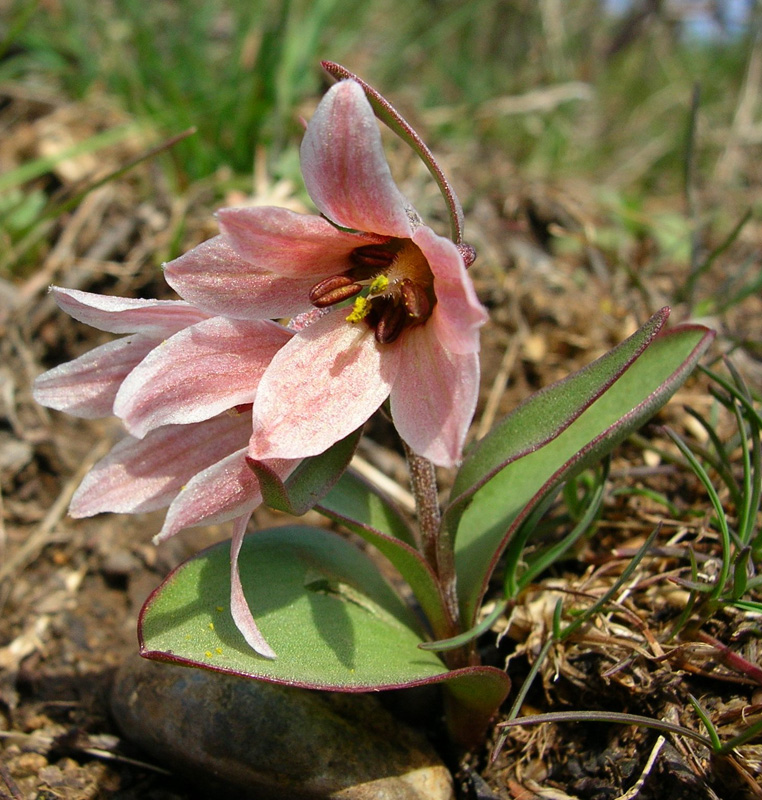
[403,443,464,661]
[403,443,441,562]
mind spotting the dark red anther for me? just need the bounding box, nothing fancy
[309,274,363,307]
[399,279,431,320]
[374,300,406,344]
[350,244,395,269]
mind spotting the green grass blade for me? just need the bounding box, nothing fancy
[497,710,715,750]
[515,459,610,594]
[665,428,732,602]
[0,125,139,193]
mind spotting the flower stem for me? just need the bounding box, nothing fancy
[402,443,464,659]
[403,443,440,560]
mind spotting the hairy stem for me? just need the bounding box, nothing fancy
[403,443,440,561]
[403,443,464,661]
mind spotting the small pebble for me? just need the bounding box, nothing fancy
[101,549,141,580]
[112,655,454,800]
[8,751,47,778]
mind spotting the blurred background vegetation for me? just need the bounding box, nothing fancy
[0,0,760,283]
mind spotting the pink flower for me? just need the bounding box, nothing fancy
[33,287,298,657]
[166,79,487,468]
[34,77,485,658]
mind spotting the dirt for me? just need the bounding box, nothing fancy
[2,87,762,800]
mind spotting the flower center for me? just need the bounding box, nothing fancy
[308,240,435,344]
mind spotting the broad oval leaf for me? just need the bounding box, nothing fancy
[248,433,450,634]
[317,469,450,639]
[139,525,509,742]
[451,320,714,625]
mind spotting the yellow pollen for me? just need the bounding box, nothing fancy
[346,296,370,323]
[368,274,389,295]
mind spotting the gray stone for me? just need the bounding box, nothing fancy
[111,656,454,800]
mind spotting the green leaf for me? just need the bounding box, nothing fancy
[139,526,509,742]
[450,318,714,625]
[448,308,668,527]
[247,427,362,516]
[317,471,453,645]
[505,457,610,597]
[252,430,452,640]
[318,467,416,547]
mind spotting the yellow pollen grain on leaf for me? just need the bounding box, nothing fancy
[215,647,223,655]
[216,606,224,612]
[205,651,213,658]
[208,622,215,631]
[346,296,369,323]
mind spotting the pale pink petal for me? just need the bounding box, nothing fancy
[301,80,416,238]
[114,317,292,438]
[33,335,160,418]
[155,449,297,541]
[248,312,402,460]
[390,324,480,467]
[164,236,318,319]
[217,207,385,278]
[413,226,486,355]
[230,514,277,659]
[69,412,252,517]
[51,286,208,335]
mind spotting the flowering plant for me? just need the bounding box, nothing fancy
[34,62,714,746]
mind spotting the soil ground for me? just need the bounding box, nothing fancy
[2,86,762,800]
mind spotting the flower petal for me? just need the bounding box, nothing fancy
[33,335,160,418]
[155,448,297,541]
[301,80,416,238]
[50,286,208,334]
[248,312,401,460]
[391,323,480,467]
[230,515,277,659]
[413,226,486,355]
[69,412,252,517]
[164,235,319,320]
[114,317,292,438]
[217,207,385,278]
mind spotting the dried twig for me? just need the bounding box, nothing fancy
[0,438,110,582]
[349,454,415,513]
[0,762,23,800]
